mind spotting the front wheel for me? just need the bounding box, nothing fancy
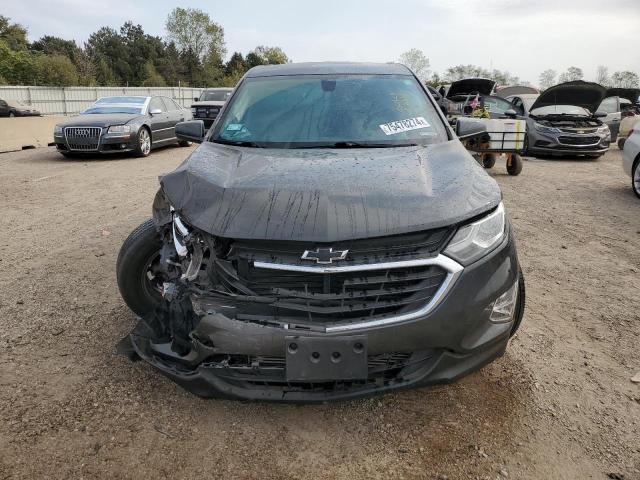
[116,219,164,316]
[506,154,523,176]
[134,127,151,157]
[633,158,640,199]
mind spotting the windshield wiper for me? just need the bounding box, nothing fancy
[213,139,264,148]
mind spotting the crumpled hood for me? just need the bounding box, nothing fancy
[159,141,501,242]
[57,113,141,128]
[530,81,607,113]
[447,78,496,98]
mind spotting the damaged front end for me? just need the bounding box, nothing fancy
[119,189,509,402]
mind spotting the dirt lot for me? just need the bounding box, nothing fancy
[0,145,638,480]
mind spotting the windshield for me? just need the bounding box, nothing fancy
[83,96,146,115]
[530,105,590,116]
[211,74,448,148]
[200,90,232,101]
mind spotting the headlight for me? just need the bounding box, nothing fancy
[597,125,610,134]
[54,125,63,135]
[191,107,197,114]
[533,122,560,134]
[444,203,506,265]
[107,125,131,134]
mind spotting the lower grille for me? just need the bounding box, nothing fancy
[64,126,101,151]
[558,135,600,146]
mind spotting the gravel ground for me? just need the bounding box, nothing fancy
[0,145,638,480]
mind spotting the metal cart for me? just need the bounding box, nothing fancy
[460,118,527,176]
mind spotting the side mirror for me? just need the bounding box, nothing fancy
[176,120,205,143]
[456,117,488,140]
[594,110,608,118]
[149,108,162,115]
[193,97,199,102]
[504,109,517,118]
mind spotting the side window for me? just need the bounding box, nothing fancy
[484,96,512,114]
[168,97,182,110]
[598,97,618,114]
[149,97,166,113]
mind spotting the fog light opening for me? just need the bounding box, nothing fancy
[490,279,519,324]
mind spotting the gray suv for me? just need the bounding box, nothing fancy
[115,62,525,402]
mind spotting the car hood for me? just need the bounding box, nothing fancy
[56,113,141,128]
[606,87,640,103]
[159,140,501,242]
[447,78,496,98]
[191,101,226,107]
[530,81,607,113]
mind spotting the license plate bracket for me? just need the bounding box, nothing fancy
[285,335,368,381]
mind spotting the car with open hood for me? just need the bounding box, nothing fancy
[622,126,640,198]
[191,88,234,128]
[523,81,611,158]
[53,96,192,158]
[443,78,518,119]
[115,62,525,403]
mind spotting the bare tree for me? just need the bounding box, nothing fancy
[558,66,583,83]
[611,71,640,88]
[538,69,556,90]
[596,65,610,86]
[398,49,430,81]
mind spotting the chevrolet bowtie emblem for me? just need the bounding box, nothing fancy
[301,247,349,264]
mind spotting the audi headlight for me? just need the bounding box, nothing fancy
[533,122,560,134]
[54,125,63,135]
[107,125,131,134]
[444,203,506,265]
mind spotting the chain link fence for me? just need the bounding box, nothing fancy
[0,86,208,115]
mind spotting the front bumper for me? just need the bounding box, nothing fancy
[122,230,522,403]
[54,132,138,154]
[193,115,217,128]
[528,130,610,156]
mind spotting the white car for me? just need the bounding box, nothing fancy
[622,127,640,198]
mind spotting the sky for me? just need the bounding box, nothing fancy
[3,0,640,85]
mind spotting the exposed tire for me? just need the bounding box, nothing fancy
[506,154,523,176]
[618,137,626,150]
[116,219,164,316]
[510,268,526,337]
[482,153,497,169]
[178,140,191,147]
[134,126,152,157]
[633,158,640,199]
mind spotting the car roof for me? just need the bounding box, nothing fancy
[204,87,233,91]
[245,62,413,78]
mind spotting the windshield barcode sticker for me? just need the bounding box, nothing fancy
[379,117,430,135]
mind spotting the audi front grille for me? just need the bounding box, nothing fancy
[64,126,102,151]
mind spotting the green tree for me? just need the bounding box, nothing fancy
[398,49,430,81]
[0,16,28,51]
[166,7,225,62]
[141,61,166,87]
[251,46,289,65]
[36,54,79,86]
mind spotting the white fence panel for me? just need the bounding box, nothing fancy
[0,86,208,115]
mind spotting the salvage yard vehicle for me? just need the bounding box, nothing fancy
[191,87,233,128]
[523,81,611,158]
[0,98,41,117]
[53,96,192,158]
[116,62,525,402]
[622,127,640,198]
[443,78,516,119]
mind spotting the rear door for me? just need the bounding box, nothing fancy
[598,96,621,141]
[147,97,171,143]
[162,97,186,141]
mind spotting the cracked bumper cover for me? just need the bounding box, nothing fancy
[121,231,520,403]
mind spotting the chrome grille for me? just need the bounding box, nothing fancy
[64,126,102,151]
